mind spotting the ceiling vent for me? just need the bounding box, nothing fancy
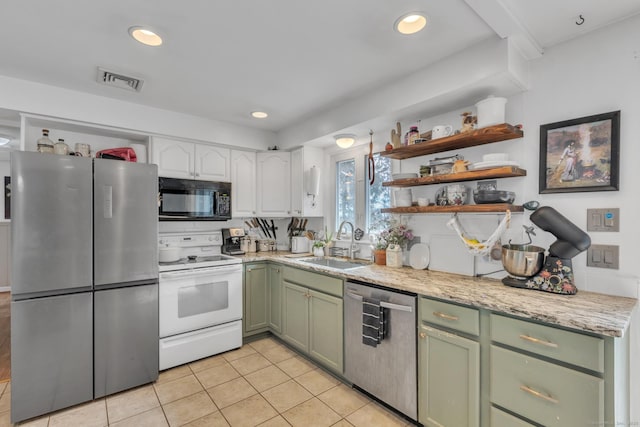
[97,67,144,92]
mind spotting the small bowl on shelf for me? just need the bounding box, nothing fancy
[473,190,515,204]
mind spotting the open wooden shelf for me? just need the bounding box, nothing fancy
[383,166,526,188]
[380,123,523,160]
[381,204,523,214]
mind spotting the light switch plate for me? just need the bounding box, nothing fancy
[587,244,619,269]
[587,208,619,232]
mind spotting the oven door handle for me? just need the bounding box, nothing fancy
[345,290,413,313]
[160,265,242,279]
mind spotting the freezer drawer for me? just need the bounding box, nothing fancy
[11,293,93,423]
[94,283,159,398]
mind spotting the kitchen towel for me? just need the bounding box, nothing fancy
[362,297,386,347]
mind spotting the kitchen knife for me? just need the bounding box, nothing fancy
[271,220,277,240]
[291,218,299,236]
[302,218,308,231]
[255,218,268,238]
[244,221,253,230]
[261,218,272,238]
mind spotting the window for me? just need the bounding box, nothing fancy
[366,154,391,233]
[334,152,391,238]
[336,158,356,226]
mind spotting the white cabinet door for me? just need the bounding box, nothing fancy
[195,145,230,181]
[151,137,194,179]
[231,150,257,217]
[257,151,291,217]
[290,147,323,217]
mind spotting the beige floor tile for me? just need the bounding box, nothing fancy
[281,397,341,427]
[207,377,258,409]
[0,391,9,413]
[163,390,217,427]
[294,369,340,396]
[48,399,108,427]
[248,337,280,354]
[346,402,407,427]
[154,374,203,405]
[220,394,278,427]
[189,354,227,373]
[156,365,192,384]
[229,353,272,376]
[0,383,6,396]
[317,384,369,417]
[331,420,354,427]
[222,345,257,362]
[244,365,290,392]
[257,415,292,427]
[109,407,168,427]
[194,362,241,389]
[276,356,315,378]
[183,410,230,427]
[14,413,50,427]
[0,410,10,427]
[106,384,160,423]
[261,344,297,364]
[261,380,313,413]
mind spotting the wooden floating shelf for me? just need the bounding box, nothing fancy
[383,166,526,188]
[380,123,523,160]
[381,204,524,214]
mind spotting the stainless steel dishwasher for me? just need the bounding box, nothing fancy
[344,280,417,421]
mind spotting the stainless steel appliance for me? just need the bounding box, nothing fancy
[10,152,159,423]
[222,227,245,255]
[158,231,242,370]
[344,280,417,421]
[158,177,231,221]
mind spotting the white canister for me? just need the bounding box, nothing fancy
[393,188,412,207]
[475,96,507,128]
[386,244,403,268]
[291,236,309,253]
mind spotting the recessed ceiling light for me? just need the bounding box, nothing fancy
[251,111,269,119]
[129,26,163,46]
[395,12,427,35]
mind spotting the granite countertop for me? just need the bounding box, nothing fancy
[238,252,637,338]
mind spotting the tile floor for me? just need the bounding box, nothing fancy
[0,337,415,427]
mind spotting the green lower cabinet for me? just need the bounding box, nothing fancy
[268,264,283,335]
[418,323,480,427]
[243,263,269,336]
[281,278,343,374]
[282,280,309,351]
[308,289,343,372]
[490,407,536,427]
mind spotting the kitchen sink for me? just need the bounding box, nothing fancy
[299,257,368,270]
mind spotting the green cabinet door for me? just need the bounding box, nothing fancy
[419,324,480,427]
[282,280,310,352]
[268,264,283,335]
[244,263,269,336]
[309,289,343,373]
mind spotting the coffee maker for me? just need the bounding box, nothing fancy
[222,228,245,255]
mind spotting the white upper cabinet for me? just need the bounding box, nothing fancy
[151,136,230,181]
[257,151,291,217]
[290,147,323,217]
[231,150,257,217]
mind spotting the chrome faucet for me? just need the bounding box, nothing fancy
[336,221,360,260]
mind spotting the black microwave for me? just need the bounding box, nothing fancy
[158,177,231,221]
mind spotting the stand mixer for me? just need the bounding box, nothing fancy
[501,206,591,294]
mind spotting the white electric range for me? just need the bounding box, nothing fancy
[158,231,243,370]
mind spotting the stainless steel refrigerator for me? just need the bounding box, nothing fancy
[10,151,159,423]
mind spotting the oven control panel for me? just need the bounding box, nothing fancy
[159,232,222,248]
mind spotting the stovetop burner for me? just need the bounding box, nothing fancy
[158,231,243,272]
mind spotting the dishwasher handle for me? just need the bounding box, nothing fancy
[345,290,413,313]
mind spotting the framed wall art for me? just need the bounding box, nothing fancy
[539,110,620,193]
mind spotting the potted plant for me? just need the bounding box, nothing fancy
[371,236,388,265]
[312,240,325,257]
[322,228,334,256]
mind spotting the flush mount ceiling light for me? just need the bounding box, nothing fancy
[251,111,269,119]
[334,134,356,149]
[394,12,427,35]
[0,135,11,146]
[129,26,163,46]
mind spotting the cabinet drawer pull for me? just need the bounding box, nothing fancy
[520,385,559,404]
[433,311,459,321]
[419,332,426,339]
[519,334,559,348]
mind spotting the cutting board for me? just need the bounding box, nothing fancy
[428,234,475,276]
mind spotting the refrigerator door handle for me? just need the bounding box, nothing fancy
[103,185,113,219]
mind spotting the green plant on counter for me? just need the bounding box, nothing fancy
[312,240,325,249]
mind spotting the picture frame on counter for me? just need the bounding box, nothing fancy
[539,110,620,193]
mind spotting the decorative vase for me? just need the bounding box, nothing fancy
[313,246,324,257]
[386,244,403,268]
[373,249,387,265]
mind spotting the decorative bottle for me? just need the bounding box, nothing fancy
[36,129,54,154]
